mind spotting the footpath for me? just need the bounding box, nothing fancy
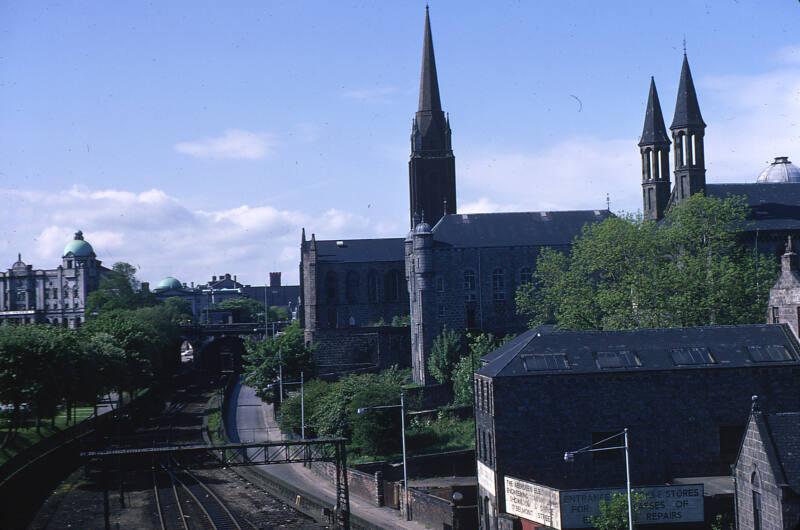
[225,380,428,530]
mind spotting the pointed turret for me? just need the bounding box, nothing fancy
[670,53,706,204]
[768,236,800,338]
[671,54,706,130]
[639,78,672,221]
[639,78,670,147]
[418,6,442,113]
[409,6,457,229]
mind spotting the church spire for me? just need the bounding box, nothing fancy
[408,6,457,229]
[639,78,670,147]
[418,6,442,113]
[639,78,671,221]
[671,54,705,130]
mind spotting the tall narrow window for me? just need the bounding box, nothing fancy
[520,267,533,285]
[367,271,379,303]
[492,268,505,301]
[771,306,779,324]
[464,270,476,291]
[345,271,359,303]
[384,270,401,302]
[751,471,762,530]
[325,271,338,303]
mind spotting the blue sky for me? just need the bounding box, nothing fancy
[2,1,799,284]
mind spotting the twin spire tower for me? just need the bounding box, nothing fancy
[639,54,707,221]
[408,7,457,229]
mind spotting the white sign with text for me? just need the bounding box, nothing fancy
[504,476,562,529]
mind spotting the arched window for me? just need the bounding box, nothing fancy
[492,268,505,301]
[384,270,401,302]
[751,471,763,530]
[345,271,359,303]
[325,271,338,303]
[520,267,533,285]
[367,270,379,303]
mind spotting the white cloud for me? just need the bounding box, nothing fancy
[460,197,519,214]
[0,187,387,286]
[174,129,277,160]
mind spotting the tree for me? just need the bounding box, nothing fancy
[427,326,463,384]
[452,333,511,405]
[213,297,264,323]
[516,195,778,331]
[243,321,314,400]
[590,492,647,530]
[86,261,157,315]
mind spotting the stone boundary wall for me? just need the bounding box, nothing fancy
[308,461,385,506]
[311,326,410,371]
[354,449,476,482]
[407,486,479,530]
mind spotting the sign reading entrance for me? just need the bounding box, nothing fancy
[504,476,704,529]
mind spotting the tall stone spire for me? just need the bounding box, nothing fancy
[418,6,442,113]
[671,54,706,130]
[670,53,706,204]
[639,78,671,221]
[409,6,457,229]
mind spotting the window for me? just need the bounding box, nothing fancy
[436,277,445,292]
[719,425,745,465]
[670,347,716,366]
[438,304,445,318]
[522,353,570,371]
[751,472,762,530]
[771,306,779,324]
[492,268,505,301]
[747,344,794,362]
[367,271,379,303]
[345,271,359,303]
[595,350,640,369]
[384,270,401,302]
[520,267,533,285]
[325,271,338,302]
[464,270,476,291]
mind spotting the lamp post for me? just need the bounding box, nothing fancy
[273,372,304,438]
[357,393,409,520]
[564,428,633,530]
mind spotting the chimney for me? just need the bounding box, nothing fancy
[212,276,217,282]
[270,272,282,288]
[141,282,150,293]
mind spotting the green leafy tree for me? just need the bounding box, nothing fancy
[86,262,157,315]
[243,321,314,400]
[213,297,264,323]
[517,195,778,330]
[591,492,647,530]
[452,333,513,405]
[427,326,463,384]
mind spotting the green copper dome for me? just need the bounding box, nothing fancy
[156,277,183,291]
[63,230,94,257]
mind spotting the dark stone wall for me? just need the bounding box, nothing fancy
[477,365,800,529]
[309,461,383,507]
[354,449,476,482]
[734,413,800,530]
[310,326,410,372]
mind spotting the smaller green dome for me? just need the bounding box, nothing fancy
[63,230,94,257]
[156,277,183,291]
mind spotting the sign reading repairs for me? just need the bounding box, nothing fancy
[503,476,704,529]
[504,476,561,529]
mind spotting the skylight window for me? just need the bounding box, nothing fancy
[670,347,716,366]
[522,353,570,372]
[595,350,640,369]
[747,345,794,363]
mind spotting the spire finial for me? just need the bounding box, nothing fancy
[606,193,610,211]
[788,235,794,254]
[418,5,442,113]
[751,395,761,413]
[17,253,21,262]
[682,35,687,56]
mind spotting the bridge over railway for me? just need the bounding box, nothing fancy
[179,321,292,372]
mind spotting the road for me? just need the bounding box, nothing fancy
[226,379,429,530]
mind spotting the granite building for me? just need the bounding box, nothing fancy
[640,55,800,256]
[474,324,800,530]
[0,231,110,328]
[734,399,800,530]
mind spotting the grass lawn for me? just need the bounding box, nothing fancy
[0,406,95,468]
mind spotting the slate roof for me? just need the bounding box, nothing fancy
[432,210,612,249]
[671,54,706,129]
[762,412,800,493]
[639,77,671,146]
[478,324,800,378]
[315,238,405,264]
[706,183,800,232]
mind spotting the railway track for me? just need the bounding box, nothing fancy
[149,377,247,530]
